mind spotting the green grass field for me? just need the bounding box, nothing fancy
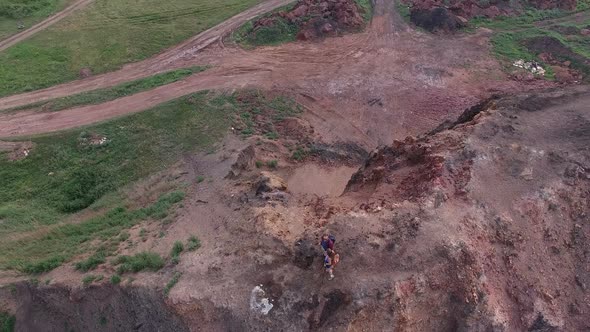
[0,91,234,272]
[0,0,71,40]
[0,0,262,97]
[4,66,207,114]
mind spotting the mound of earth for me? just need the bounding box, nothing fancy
[252,0,366,41]
[409,7,467,33]
[344,85,590,330]
[403,0,578,31]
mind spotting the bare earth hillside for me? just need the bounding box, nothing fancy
[2,85,588,332]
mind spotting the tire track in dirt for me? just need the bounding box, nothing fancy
[0,69,272,137]
[0,0,294,111]
[0,0,556,141]
[0,0,95,52]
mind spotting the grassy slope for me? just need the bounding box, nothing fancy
[0,92,233,271]
[0,0,71,40]
[3,66,207,114]
[0,0,262,97]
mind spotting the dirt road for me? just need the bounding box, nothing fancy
[0,0,95,52]
[0,0,293,111]
[0,0,554,141]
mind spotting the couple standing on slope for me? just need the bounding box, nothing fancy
[320,234,340,281]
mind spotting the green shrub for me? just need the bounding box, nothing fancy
[255,160,263,168]
[22,255,65,274]
[0,311,15,332]
[170,241,184,264]
[266,160,278,169]
[59,167,114,212]
[233,16,298,48]
[75,249,107,272]
[138,191,185,220]
[292,147,308,161]
[264,131,279,140]
[163,272,182,296]
[82,274,102,285]
[110,274,121,285]
[114,252,164,274]
[0,0,54,19]
[187,236,201,251]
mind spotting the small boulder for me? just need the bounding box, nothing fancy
[228,145,256,178]
[79,68,92,78]
[581,29,590,36]
[321,22,334,33]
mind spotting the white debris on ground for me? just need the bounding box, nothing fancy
[513,59,546,76]
[250,285,273,315]
[88,135,108,146]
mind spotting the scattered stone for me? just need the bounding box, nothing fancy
[513,59,546,76]
[78,132,108,147]
[249,285,273,315]
[0,140,35,161]
[520,167,534,181]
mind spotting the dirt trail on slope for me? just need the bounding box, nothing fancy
[0,0,94,52]
[0,0,293,111]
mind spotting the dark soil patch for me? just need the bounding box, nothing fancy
[550,25,581,35]
[318,289,352,326]
[410,7,466,33]
[13,283,188,331]
[293,238,317,269]
[310,142,368,166]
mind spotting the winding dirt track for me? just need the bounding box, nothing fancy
[0,0,292,111]
[0,0,95,52]
[0,0,555,142]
